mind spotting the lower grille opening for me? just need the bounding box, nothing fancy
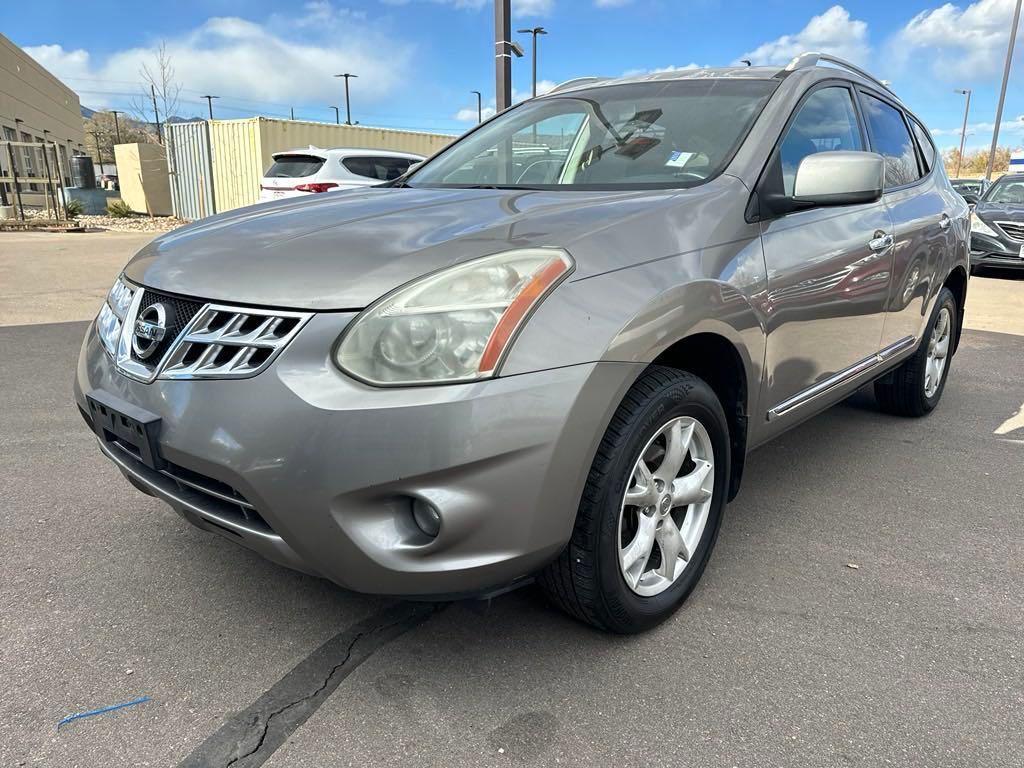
[108,441,275,536]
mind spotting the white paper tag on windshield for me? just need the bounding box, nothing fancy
[665,151,694,168]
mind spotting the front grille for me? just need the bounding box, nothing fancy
[132,290,205,365]
[114,285,313,382]
[995,221,1024,241]
[160,305,306,379]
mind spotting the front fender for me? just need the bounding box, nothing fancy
[502,237,769,419]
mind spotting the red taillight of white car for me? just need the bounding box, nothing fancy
[295,183,339,193]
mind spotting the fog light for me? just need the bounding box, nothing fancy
[412,498,441,538]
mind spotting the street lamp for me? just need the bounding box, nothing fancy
[954,89,972,179]
[517,26,548,98]
[333,73,358,125]
[471,90,483,123]
[986,0,1022,181]
[200,95,220,120]
[329,106,340,125]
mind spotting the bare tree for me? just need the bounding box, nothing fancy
[129,42,183,141]
[80,112,158,165]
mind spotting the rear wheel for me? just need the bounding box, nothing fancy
[539,367,729,633]
[874,286,957,417]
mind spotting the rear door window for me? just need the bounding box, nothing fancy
[265,155,325,178]
[860,93,921,188]
[342,156,415,181]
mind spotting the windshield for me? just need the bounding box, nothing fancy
[265,155,325,178]
[408,79,777,190]
[952,180,981,193]
[983,177,1024,205]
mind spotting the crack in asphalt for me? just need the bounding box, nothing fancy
[179,602,443,768]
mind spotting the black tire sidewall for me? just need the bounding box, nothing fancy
[593,374,730,633]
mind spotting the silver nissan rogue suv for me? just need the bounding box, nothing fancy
[75,53,969,633]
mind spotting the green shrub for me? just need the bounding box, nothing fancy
[106,200,134,218]
[65,199,84,218]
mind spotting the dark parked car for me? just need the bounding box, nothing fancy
[951,178,987,206]
[970,173,1024,273]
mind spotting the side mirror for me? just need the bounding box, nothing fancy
[961,192,980,206]
[793,151,884,207]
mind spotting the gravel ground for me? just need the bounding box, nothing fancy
[20,207,188,233]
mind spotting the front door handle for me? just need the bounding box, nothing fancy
[868,232,894,252]
[939,215,951,231]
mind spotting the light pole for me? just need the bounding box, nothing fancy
[334,73,357,125]
[329,106,340,125]
[110,110,123,144]
[954,89,972,178]
[986,0,1022,181]
[494,0,523,113]
[201,95,219,120]
[517,26,548,97]
[471,90,483,123]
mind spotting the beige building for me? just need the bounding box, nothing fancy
[1,31,85,195]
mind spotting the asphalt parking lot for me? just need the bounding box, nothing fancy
[2,231,1022,767]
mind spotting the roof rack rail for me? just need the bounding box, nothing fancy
[547,77,605,94]
[782,52,894,94]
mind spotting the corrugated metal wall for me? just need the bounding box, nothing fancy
[165,122,216,220]
[208,119,264,214]
[207,118,456,212]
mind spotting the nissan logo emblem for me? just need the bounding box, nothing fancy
[132,303,170,360]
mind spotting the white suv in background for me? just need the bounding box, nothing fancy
[258,147,424,202]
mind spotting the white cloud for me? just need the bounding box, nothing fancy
[929,118,1024,149]
[890,0,1024,79]
[452,79,556,122]
[737,5,870,67]
[23,3,414,114]
[622,63,703,77]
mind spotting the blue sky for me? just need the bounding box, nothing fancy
[7,0,1024,151]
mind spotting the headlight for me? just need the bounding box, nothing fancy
[96,276,135,356]
[971,213,998,238]
[335,248,574,385]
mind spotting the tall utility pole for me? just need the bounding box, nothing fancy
[90,131,104,169]
[471,90,483,123]
[290,107,295,120]
[517,26,548,97]
[110,110,123,144]
[954,89,972,178]
[201,95,219,120]
[494,0,513,112]
[986,0,1022,181]
[334,73,358,125]
[150,84,163,144]
[329,106,340,125]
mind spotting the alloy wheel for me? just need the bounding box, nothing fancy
[924,306,951,398]
[617,416,716,597]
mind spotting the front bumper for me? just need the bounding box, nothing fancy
[75,312,641,597]
[970,232,1024,270]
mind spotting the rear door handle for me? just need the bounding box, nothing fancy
[939,215,951,230]
[868,233,894,252]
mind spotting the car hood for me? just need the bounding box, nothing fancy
[974,202,1024,221]
[123,185,693,309]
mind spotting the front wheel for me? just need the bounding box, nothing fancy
[538,367,730,633]
[874,286,957,417]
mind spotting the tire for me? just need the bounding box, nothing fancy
[538,367,730,634]
[874,286,957,417]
